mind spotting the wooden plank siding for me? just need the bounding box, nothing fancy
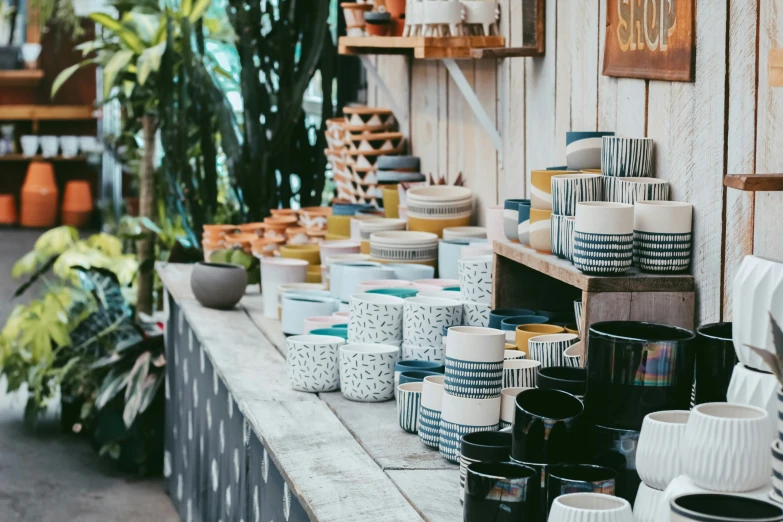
[363,0,779,326]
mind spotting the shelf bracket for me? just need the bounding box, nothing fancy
[358,55,410,139]
[441,58,504,157]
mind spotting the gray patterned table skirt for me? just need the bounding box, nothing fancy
[164,295,310,522]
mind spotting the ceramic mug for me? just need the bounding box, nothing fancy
[682,402,769,492]
[419,375,445,449]
[464,462,538,520]
[670,493,783,522]
[566,131,615,170]
[285,335,345,392]
[458,255,493,304]
[444,326,505,399]
[633,201,693,273]
[551,214,576,261]
[635,410,689,491]
[601,136,654,178]
[339,343,400,402]
[459,431,513,502]
[529,208,553,253]
[517,201,532,245]
[551,173,603,216]
[504,199,529,242]
[530,169,578,211]
[403,296,463,349]
[502,359,540,389]
[348,293,404,344]
[397,382,422,434]
[527,333,580,368]
[500,387,528,428]
[604,176,669,204]
[573,202,634,275]
[463,301,491,327]
[260,257,308,319]
[549,493,633,522]
[439,393,501,463]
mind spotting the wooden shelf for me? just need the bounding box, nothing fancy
[338,35,506,59]
[493,240,695,293]
[724,173,783,191]
[0,70,44,87]
[0,105,96,121]
[469,46,544,59]
[0,154,88,162]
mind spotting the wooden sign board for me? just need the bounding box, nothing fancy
[603,0,695,82]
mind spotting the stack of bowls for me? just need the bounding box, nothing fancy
[358,218,407,254]
[369,230,439,268]
[549,172,603,261]
[406,186,474,238]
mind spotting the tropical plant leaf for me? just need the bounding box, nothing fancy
[138,372,163,414]
[771,312,783,364]
[188,0,211,22]
[103,50,136,99]
[52,61,93,98]
[34,226,78,256]
[180,0,193,17]
[747,344,783,386]
[89,13,146,54]
[123,351,151,427]
[95,368,131,409]
[136,41,166,86]
[86,233,123,257]
[139,216,162,234]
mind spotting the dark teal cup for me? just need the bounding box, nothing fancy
[368,288,419,299]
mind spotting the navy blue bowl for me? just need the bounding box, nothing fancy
[489,308,536,329]
[501,315,549,331]
[518,202,531,225]
[399,370,442,385]
[504,198,530,211]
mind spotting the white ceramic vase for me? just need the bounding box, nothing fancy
[261,258,308,319]
[547,493,633,522]
[348,293,404,344]
[636,410,690,491]
[732,255,783,371]
[444,326,505,399]
[727,362,778,440]
[339,343,400,402]
[403,297,463,348]
[419,375,446,449]
[681,403,770,492]
[286,335,345,392]
[438,392,501,463]
[458,255,493,304]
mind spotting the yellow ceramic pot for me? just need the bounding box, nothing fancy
[280,244,321,265]
[530,169,578,210]
[306,264,323,283]
[326,233,350,240]
[327,215,351,238]
[529,208,553,253]
[581,169,602,174]
[382,186,400,218]
[505,343,517,350]
[515,324,565,355]
[565,324,579,336]
[361,240,370,254]
[407,214,471,238]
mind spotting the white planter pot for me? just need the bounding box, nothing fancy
[331,261,395,302]
[444,326,505,399]
[563,342,583,368]
[463,300,491,327]
[484,205,505,245]
[502,359,540,389]
[458,255,493,304]
[601,136,654,178]
[281,295,339,335]
[339,343,400,402]
[682,403,770,492]
[20,135,39,157]
[633,482,666,522]
[636,410,690,491]
[439,240,469,280]
[355,279,412,294]
[443,226,487,241]
[548,493,633,522]
[732,255,783,371]
[403,297,463,349]
[551,173,603,217]
[573,202,634,275]
[662,475,776,517]
[633,201,693,273]
[439,392,501,463]
[420,375,446,448]
[261,258,308,319]
[303,315,347,334]
[500,386,529,428]
[527,333,579,368]
[40,136,59,158]
[773,440,783,500]
[397,382,423,433]
[59,136,79,158]
[726,363,778,440]
[319,240,361,260]
[286,335,345,392]
[603,176,669,205]
[384,263,435,281]
[670,491,783,521]
[460,242,493,260]
[401,342,445,363]
[348,293,404,344]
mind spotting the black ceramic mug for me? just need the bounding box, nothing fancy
[536,367,587,397]
[459,432,513,503]
[511,388,584,465]
[586,424,640,505]
[693,322,737,405]
[464,461,539,522]
[585,321,696,430]
[546,464,617,514]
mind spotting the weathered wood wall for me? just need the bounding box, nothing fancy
[365,0,783,326]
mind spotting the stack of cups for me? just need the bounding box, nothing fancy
[402,296,463,362]
[439,327,504,465]
[549,172,603,262]
[527,168,577,252]
[458,255,492,328]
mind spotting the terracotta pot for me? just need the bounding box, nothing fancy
[61,181,93,213]
[0,194,17,225]
[270,208,299,218]
[251,237,286,258]
[385,0,406,35]
[20,162,58,228]
[236,222,266,235]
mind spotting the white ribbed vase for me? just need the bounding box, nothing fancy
[636,410,690,491]
[547,493,633,522]
[681,403,770,492]
[632,483,666,522]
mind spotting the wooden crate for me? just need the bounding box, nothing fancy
[492,241,696,359]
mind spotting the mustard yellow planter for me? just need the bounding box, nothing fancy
[530,169,578,210]
[327,214,351,238]
[407,214,471,238]
[280,244,321,266]
[515,324,565,356]
[382,186,400,218]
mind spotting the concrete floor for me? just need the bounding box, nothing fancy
[0,229,179,522]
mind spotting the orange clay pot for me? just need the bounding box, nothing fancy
[236,222,266,235]
[386,0,406,36]
[224,233,258,253]
[61,180,93,228]
[20,162,58,228]
[251,237,286,257]
[0,194,16,225]
[270,208,299,218]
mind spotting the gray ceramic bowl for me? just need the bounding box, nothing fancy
[190,262,248,310]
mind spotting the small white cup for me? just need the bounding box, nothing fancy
[20,135,39,157]
[60,136,80,158]
[21,43,41,69]
[40,136,59,158]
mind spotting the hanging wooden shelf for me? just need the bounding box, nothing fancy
[0,105,96,121]
[0,154,87,162]
[724,174,783,191]
[338,36,505,59]
[0,70,44,87]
